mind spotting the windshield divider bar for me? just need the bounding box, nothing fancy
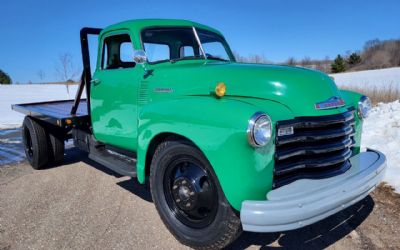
[192,27,207,60]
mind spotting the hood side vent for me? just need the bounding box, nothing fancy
[139,82,149,105]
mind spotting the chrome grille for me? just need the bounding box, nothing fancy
[274,108,356,188]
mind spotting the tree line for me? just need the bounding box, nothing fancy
[235,38,400,74]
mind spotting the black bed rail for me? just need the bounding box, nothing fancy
[71,27,103,116]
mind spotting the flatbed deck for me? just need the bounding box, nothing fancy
[12,99,89,128]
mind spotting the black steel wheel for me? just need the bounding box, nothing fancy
[22,116,49,169]
[150,139,242,249]
[163,157,218,229]
[23,126,34,160]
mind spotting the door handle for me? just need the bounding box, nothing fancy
[91,78,101,86]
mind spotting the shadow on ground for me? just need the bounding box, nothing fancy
[64,147,153,203]
[51,146,377,249]
[228,196,374,249]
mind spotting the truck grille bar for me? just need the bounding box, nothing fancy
[274,108,356,188]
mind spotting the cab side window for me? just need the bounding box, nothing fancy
[101,34,136,70]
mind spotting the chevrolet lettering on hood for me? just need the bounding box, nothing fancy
[315,96,345,110]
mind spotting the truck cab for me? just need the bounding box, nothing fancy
[13,19,386,249]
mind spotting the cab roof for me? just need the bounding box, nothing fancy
[101,19,223,37]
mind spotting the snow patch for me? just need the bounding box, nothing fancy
[331,67,400,90]
[0,84,85,129]
[361,100,400,193]
[0,138,22,144]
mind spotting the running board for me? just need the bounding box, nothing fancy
[88,145,137,177]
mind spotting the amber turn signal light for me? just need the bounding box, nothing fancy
[215,82,226,97]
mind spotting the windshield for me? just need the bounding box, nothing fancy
[141,27,233,64]
[196,28,232,62]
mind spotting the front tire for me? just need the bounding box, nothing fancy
[150,140,242,249]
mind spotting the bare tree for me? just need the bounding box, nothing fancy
[364,39,381,51]
[232,51,269,64]
[248,54,269,64]
[233,51,248,63]
[300,56,312,66]
[37,70,45,83]
[322,56,331,73]
[55,53,79,82]
[55,53,80,95]
[285,57,297,66]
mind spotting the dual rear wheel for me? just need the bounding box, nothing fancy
[22,116,65,169]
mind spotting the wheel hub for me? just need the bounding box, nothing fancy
[164,159,218,228]
[172,177,197,210]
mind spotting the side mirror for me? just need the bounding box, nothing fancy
[133,50,147,64]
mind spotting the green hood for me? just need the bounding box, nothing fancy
[147,61,346,115]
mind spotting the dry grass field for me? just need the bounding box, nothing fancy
[341,84,399,104]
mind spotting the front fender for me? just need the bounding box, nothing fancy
[136,96,292,210]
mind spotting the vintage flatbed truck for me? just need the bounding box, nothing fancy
[12,19,386,249]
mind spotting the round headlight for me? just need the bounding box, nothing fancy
[358,96,371,119]
[247,112,272,147]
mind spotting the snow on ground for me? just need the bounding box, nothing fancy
[0,128,25,165]
[0,84,85,129]
[331,67,400,90]
[361,100,400,193]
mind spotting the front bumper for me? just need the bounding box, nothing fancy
[240,148,386,232]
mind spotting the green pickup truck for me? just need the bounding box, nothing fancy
[12,19,386,249]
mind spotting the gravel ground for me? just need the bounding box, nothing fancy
[0,148,399,249]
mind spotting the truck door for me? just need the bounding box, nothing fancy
[91,32,142,151]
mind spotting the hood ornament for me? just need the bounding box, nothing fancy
[315,96,345,110]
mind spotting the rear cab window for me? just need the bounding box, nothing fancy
[101,33,136,70]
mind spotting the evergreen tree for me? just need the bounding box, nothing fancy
[0,69,12,84]
[331,55,346,73]
[348,52,362,65]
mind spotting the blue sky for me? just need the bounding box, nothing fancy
[1,0,399,83]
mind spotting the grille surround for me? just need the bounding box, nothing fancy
[273,108,356,188]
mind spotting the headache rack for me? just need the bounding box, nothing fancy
[273,108,356,188]
[11,28,102,129]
